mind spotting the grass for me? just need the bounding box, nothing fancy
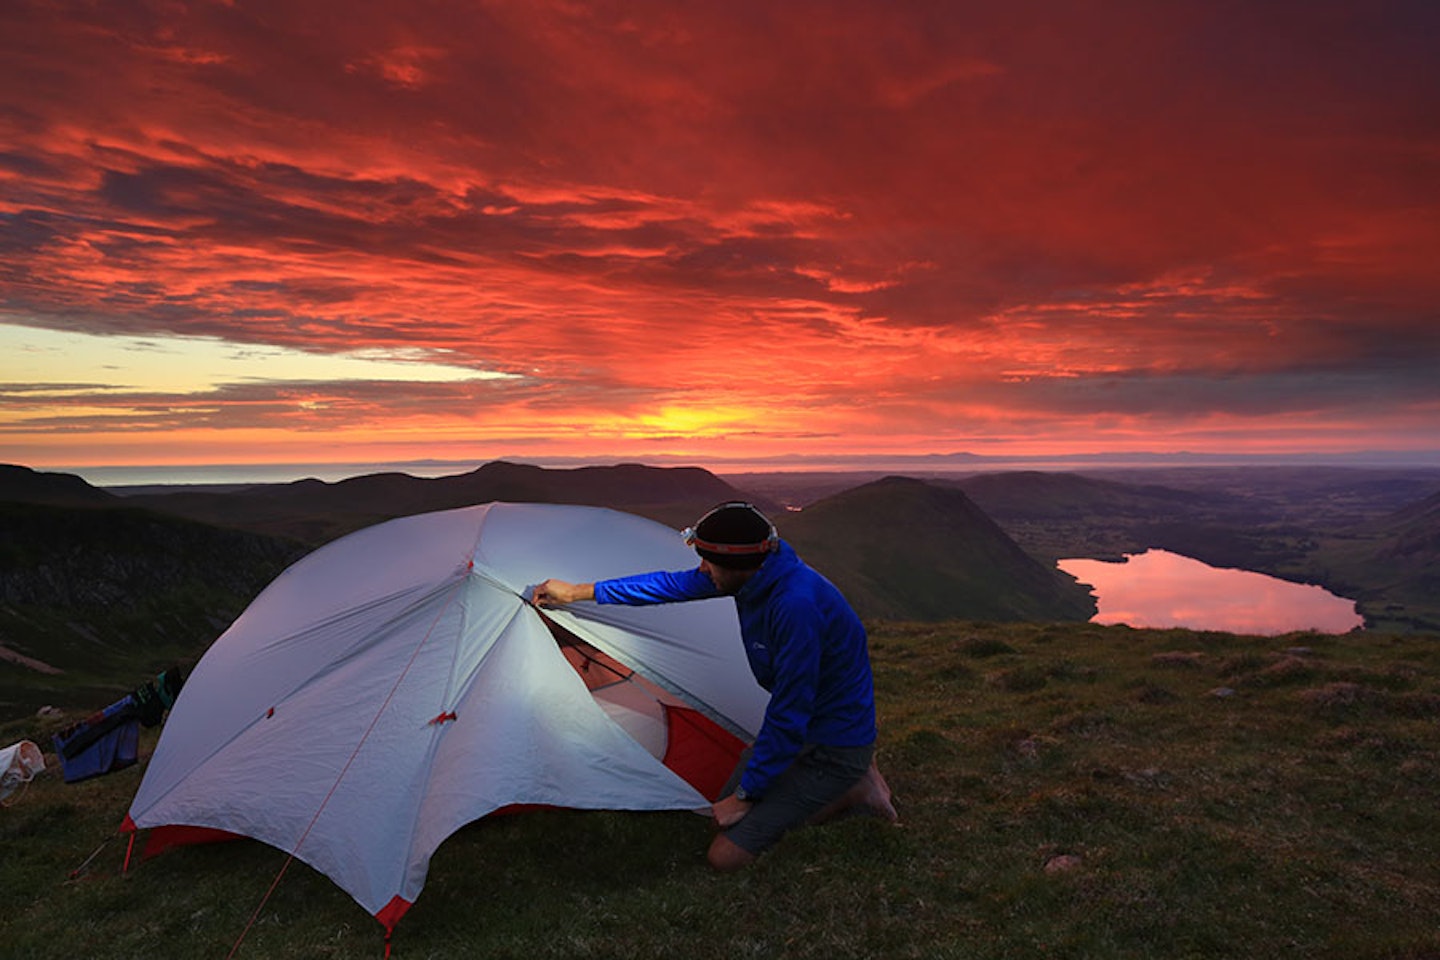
[3,621,1439,959]
[0,500,303,718]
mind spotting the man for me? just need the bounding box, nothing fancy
[534,501,896,871]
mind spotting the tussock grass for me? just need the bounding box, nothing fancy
[3,622,1439,959]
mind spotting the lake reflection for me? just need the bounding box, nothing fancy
[1057,549,1364,635]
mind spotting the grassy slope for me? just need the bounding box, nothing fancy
[0,502,302,716]
[780,477,1095,623]
[3,621,1438,959]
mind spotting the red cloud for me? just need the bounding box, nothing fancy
[1,0,1436,466]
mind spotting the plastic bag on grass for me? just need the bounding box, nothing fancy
[1,740,45,805]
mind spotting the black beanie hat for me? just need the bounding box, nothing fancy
[684,502,777,569]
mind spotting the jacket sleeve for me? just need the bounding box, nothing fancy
[739,594,821,797]
[594,568,718,605]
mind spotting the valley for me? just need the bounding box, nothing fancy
[3,460,1439,721]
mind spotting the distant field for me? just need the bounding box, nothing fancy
[3,620,1437,960]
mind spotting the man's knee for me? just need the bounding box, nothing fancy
[707,833,758,872]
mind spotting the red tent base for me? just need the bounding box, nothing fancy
[119,703,747,944]
[120,815,243,860]
[375,895,412,936]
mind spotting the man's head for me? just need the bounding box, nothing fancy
[682,502,777,593]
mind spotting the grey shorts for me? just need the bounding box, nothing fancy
[723,742,874,855]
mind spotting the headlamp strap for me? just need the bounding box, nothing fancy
[684,534,775,555]
[680,501,778,555]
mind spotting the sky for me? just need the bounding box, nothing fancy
[2,0,1438,476]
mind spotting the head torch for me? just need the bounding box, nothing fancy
[680,501,778,558]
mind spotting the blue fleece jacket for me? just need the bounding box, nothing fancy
[593,541,877,798]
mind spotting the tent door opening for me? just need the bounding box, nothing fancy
[538,613,746,800]
[540,614,678,761]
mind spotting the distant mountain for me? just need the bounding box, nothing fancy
[0,464,119,507]
[1382,489,1440,554]
[950,471,1232,520]
[777,476,1095,622]
[3,459,772,717]
[941,471,1248,563]
[127,460,775,545]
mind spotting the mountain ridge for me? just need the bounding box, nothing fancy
[778,476,1095,622]
[0,464,119,508]
[6,458,1439,722]
[120,459,769,543]
[1,463,1101,718]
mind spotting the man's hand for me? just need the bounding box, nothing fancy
[711,793,753,829]
[533,579,595,607]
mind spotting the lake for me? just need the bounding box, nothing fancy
[1057,549,1364,635]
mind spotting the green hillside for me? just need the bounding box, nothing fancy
[2,621,1436,959]
[1307,490,1440,632]
[779,476,1095,622]
[0,502,303,717]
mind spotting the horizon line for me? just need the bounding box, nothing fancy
[20,448,1440,488]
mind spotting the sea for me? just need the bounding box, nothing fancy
[54,449,1440,489]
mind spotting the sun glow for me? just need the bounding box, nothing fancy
[592,405,761,441]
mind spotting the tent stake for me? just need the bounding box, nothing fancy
[67,834,116,881]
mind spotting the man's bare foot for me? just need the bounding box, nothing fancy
[859,762,899,823]
[811,760,899,825]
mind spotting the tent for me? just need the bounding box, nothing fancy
[124,502,768,934]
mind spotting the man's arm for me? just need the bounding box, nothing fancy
[533,579,594,606]
[534,570,716,607]
[595,568,717,604]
